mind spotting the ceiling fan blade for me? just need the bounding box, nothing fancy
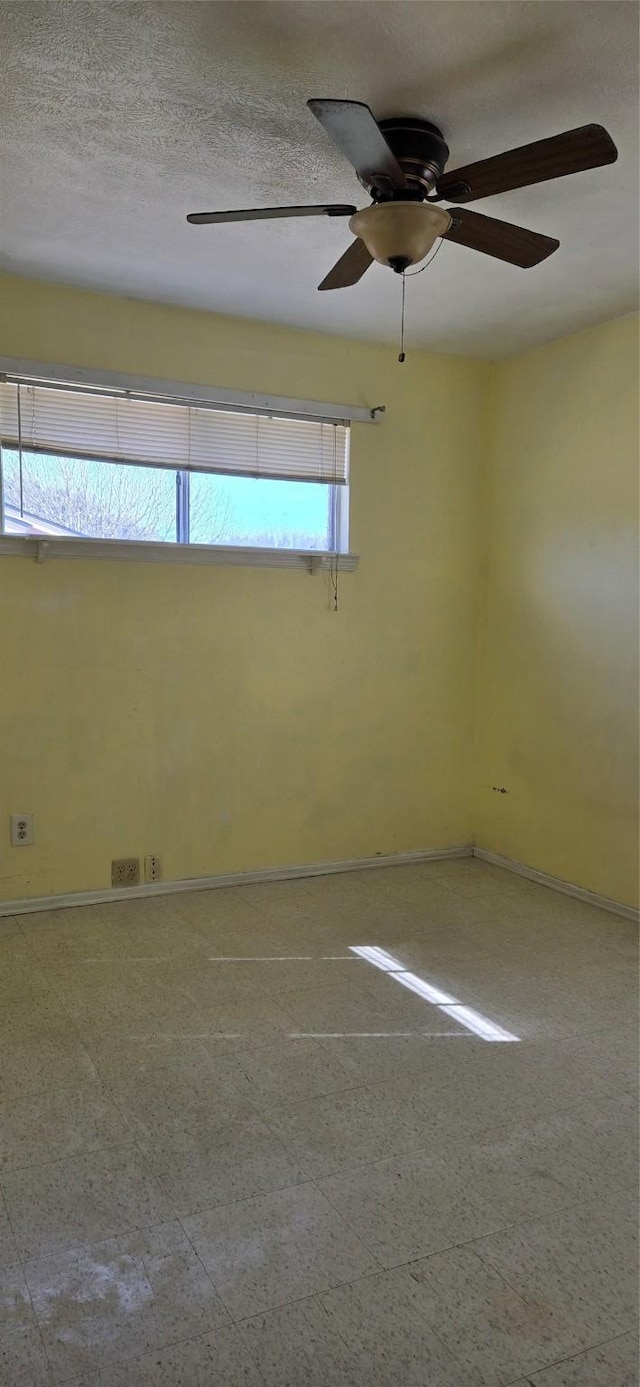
[308,99,407,194]
[187,204,356,225]
[438,124,618,203]
[443,208,559,267]
[318,238,373,291]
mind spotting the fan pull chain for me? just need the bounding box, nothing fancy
[398,271,406,363]
[396,239,445,363]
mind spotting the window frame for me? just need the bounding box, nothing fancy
[0,356,376,566]
[0,444,347,556]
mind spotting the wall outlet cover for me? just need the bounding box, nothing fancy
[10,814,34,846]
[144,854,161,883]
[111,857,140,887]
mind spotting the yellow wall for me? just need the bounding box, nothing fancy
[1,278,637,908]
[475,314,639,908]
[0,274,488,899]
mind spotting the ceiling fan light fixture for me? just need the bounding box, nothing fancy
[349,201,451,270]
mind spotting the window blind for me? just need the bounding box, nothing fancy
[0,381,349,485]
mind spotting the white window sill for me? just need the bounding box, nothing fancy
[0,535,359,573]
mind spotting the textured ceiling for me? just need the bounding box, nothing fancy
[0,1,638,357]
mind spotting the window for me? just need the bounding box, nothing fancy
[0,379,349,554]
[1,449,178,542]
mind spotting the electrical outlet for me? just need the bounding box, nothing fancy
[10,814,34,846]
[111,857,140,887]
[144,854,161,883]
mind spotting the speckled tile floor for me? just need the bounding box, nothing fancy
[0,859,637,1385]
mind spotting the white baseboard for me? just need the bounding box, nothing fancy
[4,841,635,924]
[473,846,639,924]
[0,843,473,917]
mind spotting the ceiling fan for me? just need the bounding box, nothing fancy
[187,100,618,290]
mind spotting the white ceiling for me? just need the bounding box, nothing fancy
[0,1,638,357]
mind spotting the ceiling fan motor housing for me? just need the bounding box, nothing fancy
[367,118,450,198]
